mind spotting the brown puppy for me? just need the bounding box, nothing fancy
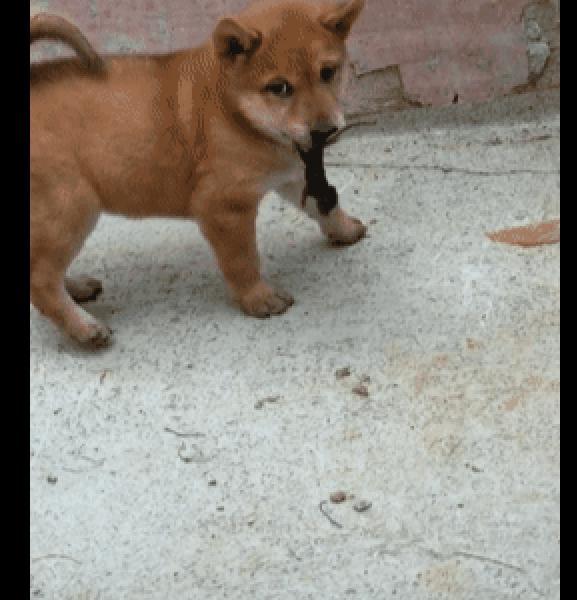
[30,0,366,347]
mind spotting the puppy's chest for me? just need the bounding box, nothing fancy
[263,161,305,194]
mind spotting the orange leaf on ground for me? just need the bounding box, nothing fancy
[487,219,560,247]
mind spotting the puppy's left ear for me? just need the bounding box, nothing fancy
[213,17,262,60]
[320,0,365,39]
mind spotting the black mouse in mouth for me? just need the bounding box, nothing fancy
[297,130,339,216]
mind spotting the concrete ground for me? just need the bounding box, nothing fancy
[30,90,560,600]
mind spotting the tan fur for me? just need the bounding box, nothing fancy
[30,0,366,347]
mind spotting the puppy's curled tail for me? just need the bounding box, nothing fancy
[30,13,105,72]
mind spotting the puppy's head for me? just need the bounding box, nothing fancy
[212,0,364,151]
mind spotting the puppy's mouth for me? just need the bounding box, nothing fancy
[295,129,337,159]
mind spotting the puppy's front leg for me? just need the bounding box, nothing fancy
[277,181,367,245]
[199,204,294,317]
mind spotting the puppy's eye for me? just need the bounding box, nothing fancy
[264,80,294,98]
[321,67,336,82]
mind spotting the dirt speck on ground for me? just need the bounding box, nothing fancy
[352,384,369,397]
[336,367,352,379]
[330,491,348,504]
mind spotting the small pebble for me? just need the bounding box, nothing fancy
[352,384,369,398]
[336,367,351,379]
[330,491,347,504]
[353,500,372,513]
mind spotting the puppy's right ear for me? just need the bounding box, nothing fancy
[213,17,261,60]
[320,0,365,39]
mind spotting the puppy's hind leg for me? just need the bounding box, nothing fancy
[30,183,111,347]
[31,275,111,347]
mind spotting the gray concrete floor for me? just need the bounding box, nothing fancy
[30,91,560,600]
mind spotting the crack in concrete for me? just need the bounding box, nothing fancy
[31,554,82,565]
[422,547,524,572]
[422,133,558,150]
[324,162,559,177]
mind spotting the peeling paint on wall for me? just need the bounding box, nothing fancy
[30,0,560,116]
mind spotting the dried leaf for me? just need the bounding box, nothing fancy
[487,219,560,247]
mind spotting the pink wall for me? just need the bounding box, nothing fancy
[30,0,559,115]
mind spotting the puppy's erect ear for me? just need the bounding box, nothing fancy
[213,17,262,60]
[320,0,365,39]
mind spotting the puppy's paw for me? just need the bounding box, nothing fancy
[66,276,103,302]
[75,321,113,348]
[321,208,367,246]
[239,282,294,318]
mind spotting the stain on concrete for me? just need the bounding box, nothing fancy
[420,559,472,595]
